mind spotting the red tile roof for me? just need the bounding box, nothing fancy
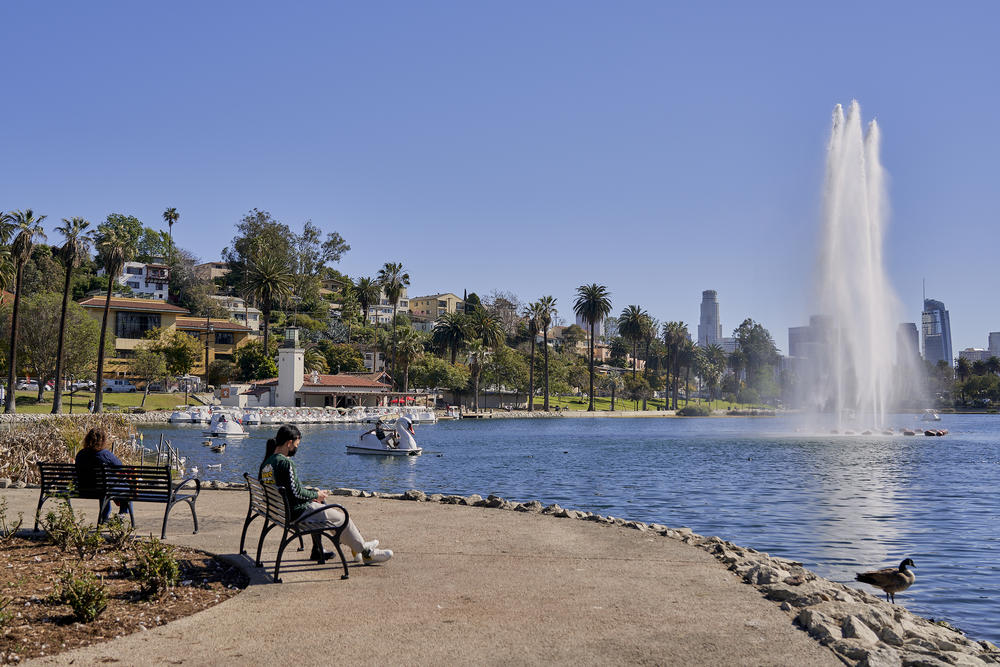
[78,296,189,314]
[175,317,252,332]
[303,373,389,388]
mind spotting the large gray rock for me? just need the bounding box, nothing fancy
[796,608,842,644]
[514,500,543,513]
[843,615,880,644]
[880,624,907,646]
[403,489,427,502]
[744,563,790,586]
[829,638,874,661]
[463,494,483,505]
[331,488,361,497]
[859,647,903,667]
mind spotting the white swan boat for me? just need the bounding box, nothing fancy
[242,408,262,425]
[405,409,437,424]
[205,412,247,437]
[347,416,422,456]
[919,409,941,422]
[169,407,194,423]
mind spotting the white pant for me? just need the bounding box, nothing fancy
[301,502,366,553]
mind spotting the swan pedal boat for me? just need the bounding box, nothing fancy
[347,416,422,456]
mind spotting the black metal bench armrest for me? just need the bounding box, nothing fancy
[172,477,201,498]
[294,502,350,526]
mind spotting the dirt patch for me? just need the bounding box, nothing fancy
[0,536,246,664]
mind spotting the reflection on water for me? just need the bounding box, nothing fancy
[142,414,999,643]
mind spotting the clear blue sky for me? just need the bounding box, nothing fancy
[2,2,998,354]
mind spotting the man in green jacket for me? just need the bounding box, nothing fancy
[260,424,392,564]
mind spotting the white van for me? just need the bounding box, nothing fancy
[103,378,138,393]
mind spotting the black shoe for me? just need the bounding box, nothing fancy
[310,548,334,562]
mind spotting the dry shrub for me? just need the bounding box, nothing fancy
[0,415,140,483]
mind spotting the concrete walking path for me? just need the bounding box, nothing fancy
[3,488,839,666]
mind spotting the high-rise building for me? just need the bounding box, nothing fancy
[989,332,1000,358]
[697,290,722,347]
[897,323,920,367]
[921,299,953,366]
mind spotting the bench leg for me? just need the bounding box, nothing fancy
[34,494,48,532]
[188,498,198,534]
[256,522,276,568]
[274,535,293,583]
[324,533,350,580]
[239,514,257,555]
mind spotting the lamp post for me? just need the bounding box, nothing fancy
[204,315,214,387]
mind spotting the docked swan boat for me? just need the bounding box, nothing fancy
[347,416,422,456]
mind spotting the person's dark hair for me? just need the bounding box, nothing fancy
[83,427,107,451]
[265,424,302,458]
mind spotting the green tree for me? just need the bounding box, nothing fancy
[377,261,410,388]
[162,207,179,248]
[318,341,366,373]
[661,321,689,410]
[93,217,136,413]
[304,347,329,373]
[207,359,235,387]
[617,305,646,381]
[433,311,469,364]
[522,301,543,410]
[537,296,557,411]
[409,354,469,393]
[4,209,47,413]
[353,276,380,326]
[483,343,528,406]
[146,328,202,378]
[573,284,612,412]
[233,340,279,381]
[0,295,103,402]
[222,209,296,298]
[394,328,425,392]
[702,344,727,400]
[132,347,168,408]
[600,372,623,410]
[244,243,293,353]
[624,375,651,411]
[51,217,93,414]
[466,339,487,412]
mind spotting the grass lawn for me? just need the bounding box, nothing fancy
[540,395,768,412]
[8,390,190,414]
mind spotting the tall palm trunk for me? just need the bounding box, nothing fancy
[51,263,75,413]
[94,280,114,413]
[527,336,536,411]
[542,329,550,411]
[641,339,651,410]
[262,300,271,355]
[632,341,638,379]
[662,350,671,411]
[390,303,398,389]
[4,264,25,413]
[685,364,691,406]
[587,323,596,411]
[672,356,681,410]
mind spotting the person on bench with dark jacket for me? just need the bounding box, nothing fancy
[75,427,132,522]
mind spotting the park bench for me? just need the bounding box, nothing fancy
[240,473,351,582]
[34,462,200,539]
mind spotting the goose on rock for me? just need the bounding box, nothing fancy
[855,558,916,603]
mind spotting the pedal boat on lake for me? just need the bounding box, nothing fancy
[205,411,247,438]
[348,416,422,456]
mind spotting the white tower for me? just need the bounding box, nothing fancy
[276,328,304,407]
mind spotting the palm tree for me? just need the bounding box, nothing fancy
[51,217,93,414]
[660,321,688,410]
[304,347,329,374]
[394,328,424,392]
[377,262,410,389]
[92,221,134,412]
[468,308,504,407]
[537,296,557,411]
[523,301,544,410]
[704,343,727,401]
[573,284,612,412]
[245,246,294,355]
[4,210,47,413]
[728,349,746,405]
[987,356,1000,378]
[617,305,646,380]
[432,311,468,364]
[353,276,380,327]
[466,339,487,412]
[679,339,696,406]
[162,207,179,255]
[639,314,657,410]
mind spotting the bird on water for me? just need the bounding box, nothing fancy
[855,558,916,603]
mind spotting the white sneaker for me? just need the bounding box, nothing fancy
[362,548,393,564]
[352,539,380,561]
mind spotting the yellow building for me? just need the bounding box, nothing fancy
[408,293,465,319]
[79,296,253,377]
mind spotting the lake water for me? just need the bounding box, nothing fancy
[140,414,1000,643]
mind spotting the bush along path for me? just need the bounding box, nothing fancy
[0,498,245,664]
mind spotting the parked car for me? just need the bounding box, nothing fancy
[72,380,96,391]
[103,379,138,393]
[16,381,39,391]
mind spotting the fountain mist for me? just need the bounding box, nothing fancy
[803,101,917,429]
